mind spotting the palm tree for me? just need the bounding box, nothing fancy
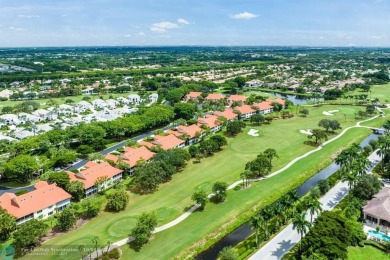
[353,154,371,176]
[250,215,263,247]
[307,198,322,223]
[343,171,358,190]
[292,212,311,253]
[240,170,251,188]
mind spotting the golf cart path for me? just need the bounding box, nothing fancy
[88,112,384,258]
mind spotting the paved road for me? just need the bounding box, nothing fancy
[0,184,36,196]
[248,151,381,260]
[0,124,172,195]
[66,124,172,170]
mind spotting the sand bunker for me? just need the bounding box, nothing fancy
[248,129,259,137]
[300,129,313,135]
[322,110,339,116]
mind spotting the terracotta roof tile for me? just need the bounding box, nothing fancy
[67,162,122,189]
[0,181,71,219]
[105,146,155,168]
[214,108,238,121]
[152,134,185,150]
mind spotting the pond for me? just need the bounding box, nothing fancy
[195,132,379,260]
[270,92,324,105]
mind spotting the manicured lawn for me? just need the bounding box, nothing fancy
[347,245,389,260]
[25,105,377,260]
[120,127,373,260]
[345,83,390,104]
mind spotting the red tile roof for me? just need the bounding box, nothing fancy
[266,98,286,106]
[205,93,225,101]
[198,114,221,129]
[0,181,71,219]
[214,108,238,121]
[253,102,273,111]
[105,146,155,168]
[227,95,247,103]
[177,124,204,138]
[139,140,155,149]
[185,92,202,100]
[67,161,123,189]
[234,105,256,115]
[152,134,185,150]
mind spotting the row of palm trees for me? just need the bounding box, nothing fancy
[335,143,371,190]
[249,193,322,252]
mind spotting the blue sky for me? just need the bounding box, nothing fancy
[0,0,389,47]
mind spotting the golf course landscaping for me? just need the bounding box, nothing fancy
[25,104,384,260]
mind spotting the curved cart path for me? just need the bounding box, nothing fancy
[87,112,384,258]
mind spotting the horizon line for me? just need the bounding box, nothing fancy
[1,44,390,49]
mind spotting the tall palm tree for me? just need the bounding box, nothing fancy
[343,171,358,190]
[353,155,371,176]
[292,212,311,253]
[307,198,322,223]
[250,215,263,247]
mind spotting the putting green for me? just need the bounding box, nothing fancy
[335,106,358,115]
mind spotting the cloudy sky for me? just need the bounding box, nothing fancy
[0,0,389,47]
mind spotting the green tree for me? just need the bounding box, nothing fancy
[12,220,48,256]
[57,207,78,231]
[226,120,246,136]
[47,171,70,190]
[218,246,238,260]
[306,198,322,223]
[192,189,208,210]
[212,181,228,203]
[250,215,263,247]
[210,135,227,150]
[67,181,85,201]
[263,148,278,165]
[245,154,273,177]
[299,108,309,117]
[173,102,197,120]
[250,114,265,125]
[292,212,311,253]
[351,174,383,200]
[106,190,129,212]
[308,129,328,144]
[0,208,16,241]
[4,155,39,183]
[130,212,158,248]
[189,145,200,158]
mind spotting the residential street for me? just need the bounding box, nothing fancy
[248,151,381,260]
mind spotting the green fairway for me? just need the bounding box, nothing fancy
[347,245,389,260]
[120,127,373,260]
[345,83,390,104]
[24,105,379,260]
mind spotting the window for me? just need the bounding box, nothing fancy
[37,210,42,214]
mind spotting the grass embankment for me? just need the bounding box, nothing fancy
[24,105,374,260]
[347,245,389,260]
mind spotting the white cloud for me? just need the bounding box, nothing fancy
[18,14,40,18]
[370,34,384,39]
[9,26,26,31]
[123,34,132,38]
[318,36,325,40]
[150,21,179,32]
[177,18,189,25]
[231,12,257,20]
[138,32,145,36]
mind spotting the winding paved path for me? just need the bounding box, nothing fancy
[87,111,385,258]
